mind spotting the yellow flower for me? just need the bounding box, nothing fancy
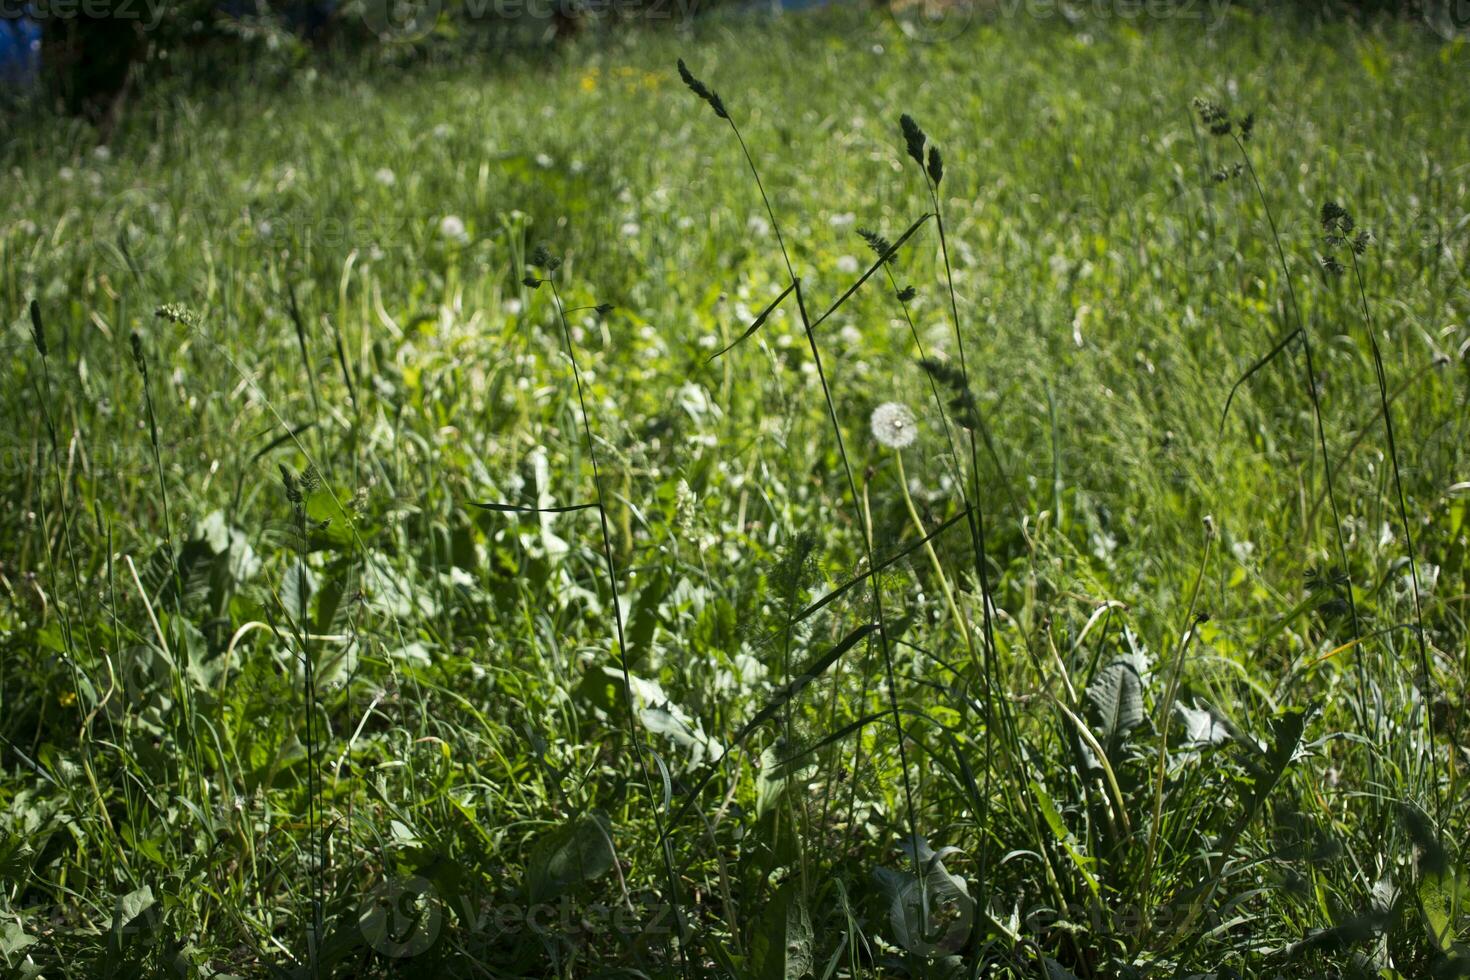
[59,690,77,708]
[579,72,598,93]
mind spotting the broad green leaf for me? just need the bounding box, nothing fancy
[112,884,156,937]
[1085,659,1144,761]
[0,921,36,959]
[749,882,812,980]
[526,811,615,904]
[1175,701,1230,750]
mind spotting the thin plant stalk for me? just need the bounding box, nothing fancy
[1231,136,1366,704]
[1346,246,1440,818]
[682,63,924,897]
[545,277,691,973]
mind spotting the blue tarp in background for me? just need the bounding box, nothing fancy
[0,17,41,87]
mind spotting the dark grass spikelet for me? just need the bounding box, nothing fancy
[899,113,927,167]
[677,58,728,120]
[857,227,895,263]
[927,145,944,185]
[28,299,46,357]
[1321,201,1353,238]
[1192,98,1254,141]
[530,244,562,271]
[522,274,542,289]
[918,356,979,429]
[280,464,302,508]
[595,302,615,316]
[896,285,917,303]
[129,333,148,380]
[1192,96,1234,137]
[1320,201,1372,274]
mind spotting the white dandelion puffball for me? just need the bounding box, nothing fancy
[438,215,468,244]
[871,402,918,450]
[374,167,396,187]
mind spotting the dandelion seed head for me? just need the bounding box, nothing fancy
[871,402,918,450]
[439,215,468,243]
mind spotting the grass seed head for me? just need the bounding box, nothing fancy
[1192,96,1234,137]
[918,356,979,429]
[857,227,894,263]
[677,58,728,120]
[927,145,944,185]
[280,464,302,506]
[29,299,46,357]
[1321,201,1371,260]
[129,333,147,379]
[155,303,198,326]
[899,113,927,167]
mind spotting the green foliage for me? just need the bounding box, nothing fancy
[1,6,1467,978]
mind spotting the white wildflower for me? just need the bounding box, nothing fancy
[438,215,468,244]
[871,402,917,450]
[374,167,396,186]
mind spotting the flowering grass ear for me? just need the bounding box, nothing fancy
[677,58,728,120]
[530,244,562,271]
[1320,201,1372,267]
[129,333,148,379]
[29,299,45,357]
[899,113,927,167]
[857,227,895,263]
[1192,96,1234,137]
[155,303,198,326]
[927,145,944,186]
[918,356,980,430]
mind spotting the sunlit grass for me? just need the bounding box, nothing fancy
[2,6,1468,976]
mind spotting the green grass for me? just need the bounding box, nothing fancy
[3,7,1469,977]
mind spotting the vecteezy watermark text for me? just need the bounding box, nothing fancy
[0,0,167,30]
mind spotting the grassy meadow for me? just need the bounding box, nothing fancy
[3,6,1470,976]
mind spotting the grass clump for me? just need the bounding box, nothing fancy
[1,6,1468,978]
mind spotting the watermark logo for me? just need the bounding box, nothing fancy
[1424,0,1470,39]
[358,875,443,958]
[885,0,977,44]
[359,0,443,43]
[92,186,177,276]
[889,871,974,956]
